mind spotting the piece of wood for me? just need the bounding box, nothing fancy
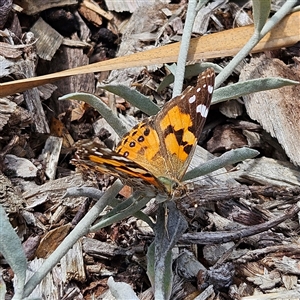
[242,130,262,148]
[0,97,17,131]
[180,202,300,245]
[105,0,155,13]
[39,136,63,180]
[25,252,85,298]
[184,183,251,205]
[18,53,50,133]
[82,237,135,258]
[22,235,41,260]
[240,56,300,166]
[7,105,32,128]
[232,157,300,187]
[219,99,244,119]
[0,11,299,97]
[49,204,67,224]
[0,173,25,214]
[0,41,22,58]
[0,0,12,28]
[78,0,114,26]
[0,56,16,76]
[176,250,207,279]
[4,154,38,178]
[30,17,63,61]
[36,223,72,258]
[14,0,78,15]
[193,0,226,34]
[22,174,93,208]
[78,3,103,27]
[42,45,95,116]
[25,258,60,298]
[61,240,86,282]
[38,83,57,100]
[207,124,248,153]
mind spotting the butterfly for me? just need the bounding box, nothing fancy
[72,68,215,199]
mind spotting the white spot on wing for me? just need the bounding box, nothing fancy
[127,167,148,174]
[189,95,196,103]
[196,104,208,117]
[94,150,104,156]
[197,87,201,92]
[208,85,214,94]
[111,156,129,162]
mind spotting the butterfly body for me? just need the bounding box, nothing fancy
[73,68,215,199]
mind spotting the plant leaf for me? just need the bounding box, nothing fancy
[91,191,155,232]
[183,148,260,181]
[0,205,27,299]
[253,0,271,33]
[59,92,128,137]
[212,77,299,104]
[153,202,188,299]
[101,84,160,116]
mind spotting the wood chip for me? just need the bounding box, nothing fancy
[233,157,300,187]
[219,99,244,119]
[0,173,25,214]
[79,0,113,25]
[36,223,72,258]
[39,136,63,180]
[240,55,300,166]
[16,0,78,15]
[0,97,17,131]
[61,240,86,282]
[105,0,156,13]
[30,17,63,61]
[22,174,93,208]
[193,0,226,34]
[0,42,22,58]
[4,154,38,178]
[207,124,248,152]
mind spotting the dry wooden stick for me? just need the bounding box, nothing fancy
[0,11,299,97]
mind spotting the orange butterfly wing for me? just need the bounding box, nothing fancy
[73,68,215,196]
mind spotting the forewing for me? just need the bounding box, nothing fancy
[154,68,215,180]
[115,117,172,179]
[72,140,166,192]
